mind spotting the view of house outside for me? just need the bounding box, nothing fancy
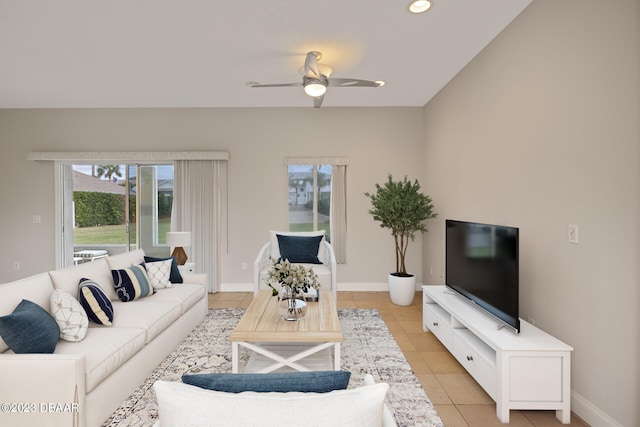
[288,164,332,239]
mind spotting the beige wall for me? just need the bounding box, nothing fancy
[421,1,639,426]
[1,0,637,424]
[0,107,425,289]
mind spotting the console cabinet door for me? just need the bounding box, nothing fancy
[424,303,453,349]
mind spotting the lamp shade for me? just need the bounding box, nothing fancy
[166,232,191,248]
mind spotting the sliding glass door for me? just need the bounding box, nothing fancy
[60,163,173,266]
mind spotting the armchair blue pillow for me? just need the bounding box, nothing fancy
[181,370,350,394]
[276,234,323,264]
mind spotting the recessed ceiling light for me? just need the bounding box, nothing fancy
[408,0,432,14]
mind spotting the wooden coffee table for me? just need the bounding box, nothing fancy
[230,290,342,373]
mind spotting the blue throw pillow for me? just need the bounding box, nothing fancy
[181,370,350,394]
[277,234,323,264]
[112,264,154,302]
[144,256,183,283]
[0,299,60,353]
[78,278,114,325]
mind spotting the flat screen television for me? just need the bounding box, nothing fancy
[445,219,520,333]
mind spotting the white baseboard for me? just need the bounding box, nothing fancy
[219,282,423,293]
[571,390,622,427]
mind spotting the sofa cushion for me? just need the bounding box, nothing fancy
[145,284,205,314]
[54,327,146,392]
[106,248,146,270]
[49,257,118,301]
[112,264,154,302]
[154,380,388,427]
[79,278,114,326]
[144,256,183,283]
[0,273,55,352]
[0,300,60,354]
[109,300,182,343]
[145,259,173,289]
[269,230,325,259]
[276,234,323,264]
[182,370,351,393]
[50,289,88,342]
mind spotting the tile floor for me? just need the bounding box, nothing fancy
[209,291,588,427]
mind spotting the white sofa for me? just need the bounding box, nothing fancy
[254,231,337,298]
[0,249,208,427]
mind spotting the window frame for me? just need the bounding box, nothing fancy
[284,157,348,262]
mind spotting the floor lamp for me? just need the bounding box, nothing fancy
[166,232,191,265]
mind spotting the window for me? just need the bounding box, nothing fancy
[288,164,332,237]
[285,157,348,263]
[64,163,174,265]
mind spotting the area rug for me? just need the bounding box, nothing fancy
[103,308,444,427]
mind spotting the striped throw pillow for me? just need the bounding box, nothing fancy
[112,264,154,302]
[78,278,114,325]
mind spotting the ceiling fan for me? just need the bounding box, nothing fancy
[246,51,385,108]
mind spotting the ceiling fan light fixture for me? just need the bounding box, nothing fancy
[408,0,432,14]
[303,76,328,97]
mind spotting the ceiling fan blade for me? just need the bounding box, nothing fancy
[328,78,384,88]
[304,51,322,78]
[313,94,325,108]
[246,82,302,88]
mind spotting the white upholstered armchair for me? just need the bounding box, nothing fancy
[254,231,337,298]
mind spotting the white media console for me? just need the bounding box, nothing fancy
[422,286,573,424]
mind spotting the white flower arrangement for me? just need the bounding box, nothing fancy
[265,257,320,296]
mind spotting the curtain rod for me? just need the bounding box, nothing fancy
[28,151,229,162]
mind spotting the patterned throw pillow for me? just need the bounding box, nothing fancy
[112,264,154,302]
[144,256,183,283]
[145,259,173,289]
[78,278,114,326]
[50,289,88,342]
[0,299,60,353]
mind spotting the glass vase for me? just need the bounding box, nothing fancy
[277,285,308,321]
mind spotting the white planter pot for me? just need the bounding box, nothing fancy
[388,273,416,306]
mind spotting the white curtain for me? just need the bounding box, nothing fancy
[172,160,227,292]
[330,165,347,263]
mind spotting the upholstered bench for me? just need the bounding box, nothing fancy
[153,371,397,427]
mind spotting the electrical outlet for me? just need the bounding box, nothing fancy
[14,262,20,270]
[241,262,247,270]
[568,224,579,244]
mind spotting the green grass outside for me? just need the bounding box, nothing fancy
[73,218,171,245]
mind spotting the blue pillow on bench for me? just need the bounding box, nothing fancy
[277,234,323,264]
[182,370,350,393]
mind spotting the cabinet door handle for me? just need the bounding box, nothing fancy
[432,321,438,327]
[466,355,474,362]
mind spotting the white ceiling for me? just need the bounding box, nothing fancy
[0,0,532,109]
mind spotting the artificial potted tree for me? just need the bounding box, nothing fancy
[365,174,437,306]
